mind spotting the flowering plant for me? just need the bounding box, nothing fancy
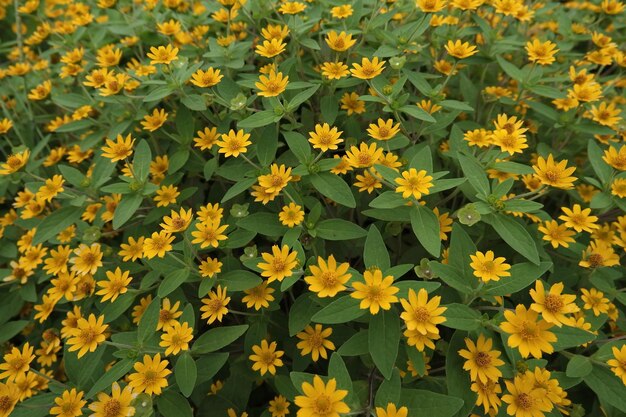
[0,0,626,416]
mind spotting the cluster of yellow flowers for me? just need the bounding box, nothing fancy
[0,0,626,416]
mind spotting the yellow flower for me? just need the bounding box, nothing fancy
[216,129,252,157]
[37,175,65,202]
[296,325,335,361]
[50,388,86,417]
[194,127,219,150]
[445,40,478,59]
[256,38,287,58]
[157,298,183,330]
[128,353,171,395]
[404,327,440,352]
[469,250,511,283]
[350,57,386,79]
[43,245,71,275]
[532,154,576,189]
[611,178,626,198]
[119,236,145,261]
[160,321,193,355]
[28,80,52,101]
[0,382,20,417]
[491,113,528,155]
[70,243,103,276]
[501,375,552,417]
[340,92,365,115]
[603,145,626,170]
[345,142,384,168]
[141,108,168,132]
[294,375,349,417]
[395,168,434,200]
[259,245,299,283]
[157,19,181,36]
[558,204,599,233]
[101,133,134,162]
[417,0,447,12]
[249,339,284,375]
[143,231,175,258]
[279,202,305,228]
[375,403,408,417]
[191,218,229,248]
[88,382,134,417]
[458,334,505,383]
[96,267,132,303]
[66,313,108,358]
[242,281,275,310]
[268,395,290,417]
[472,379,502,414]
[0,343,34,381]
[147,44,179,65]
[608,345,626,384]
[537,220,575,248]
[525,39,559,65]
[500,305,556,358]
[261,24,290,41]
[258,164,292,194]
[256,70,289,97]
[355,170,382,194]
[590,101,622,127]
[200,285,230,324]
[580,288,610,316]
[351,269,399,314]
[0,149,29,175]
[304,255,351,297]
[529,281,579,326]
[367,118,401,141]
[400,288,447,335]
[160,208,193,233]
[325,31,356,52]
[568,81,602,103]
[200,257,223,278]
[579,240,620,268]
[308,123,343,151]
[278,1,306,14]
[330,4,353,18]
[190,67,223,88]
[320,61,350,80]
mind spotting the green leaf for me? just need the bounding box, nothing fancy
[113,193,143,230]
[192,325,249,354]
[310,173,356,208]
[552,326,596,350]
[289,295,320,336]
[410,205,441,257]
[86,359,134,398]
[320,95,338,124]
[287,85,320,111]
[132,140,152,182]
[256,125,278,167]
[394,281,441,298]
[221,177,257,203]
[158,269,190,297]
[440,100,474,112]
[0,321,28,344]
[496,56,523,81]
[430,263,473,294]
[143,85,175,102]
[457,152,490,197]
[483,262,552,296]
[33,206,82,244]
[238,110,281,129]
[566,355,592,378]
[175,352,197,397]
[218,270,262,291]
[316,219,367,241]
[588,139,612,185]
[328,353,353,394]
[400,105,436,122]
[312,296,365,324]
[483,214,540,265]
[442,304,481,331]
[237,212,288,236]
[446,331,476,417]
[58,164,86,187]
[364,225,391,270]
[157,390,193,417]
[138,296,161,342]
[102,293,136,323]
[181,94,207,111]
[337,330,369,356]
[448,224,477,281]
[369,309,401,379]
[401,389,464,417]
[196,353,229,385]
[375,368,401,408]
[369,191,406,209]
[584,364,626,413]
[283,131,311,164]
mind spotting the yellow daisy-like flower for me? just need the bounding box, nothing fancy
[375,403,408,417]
[400,288,447,335]
[308,123,343,152]
[500,305,556,359]
[394,168,434,200]
[160,207,193,233]
[580,287,610,316]
[558,204,599,233]
[458,334,504,383]
[501,376,552,417]
[278,1,306,14]
[200,285,230,324]
[445,39,478,59]
[350,269,399,314]
[255,38,287,58]
[296,324,335,362]
[216,129,252,157]
[304,255,351,297]
[345,142,384,168]
[603,145,626,170]
[199,257,223,278]
[70,243,103,276]
[249,339,284,376]
[128,353,171,395]
[325,30,356,52]
[194,127,219,151]
[258,245,299,283]
[147,44,179,65]
[537,220,576,248]
[190,67,223,87]
[417,0,447,12]
[532,154,576,189]
[191,218,229,248]
[66,313,108,358]
[268,395,290,417]
[160,321,193,356]
[119,236,145,261]
[608,345,626,385]
[242,281,275,310]
[96,267,132,303]
[0,343,34,382]
[88,382,135,417]
[294,375,350,417]
[255,70,289,97]
[471,378,502,415]
[330,4,353,18]
[367,119,401,141]
[50,388,86,417]
[37,175,65,202]
[141,108,168,132]
[157,298,183,331]
[469,250,511,283]
[101,133,135,162]
[530,281,579,326]
[143,231,175,259]
[350,57,386,79]
[279,202,305,228]
[320,61,350,80]
[0,149,29,175]
[525,39,559,65]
